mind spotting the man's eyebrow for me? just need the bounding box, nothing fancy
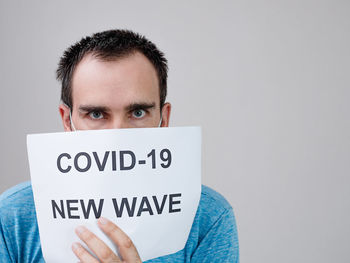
[78,105,109,112]
[126,103,156,111]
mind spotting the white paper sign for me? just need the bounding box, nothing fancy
[27,127,201,262]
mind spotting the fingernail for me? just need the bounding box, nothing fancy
[98,217,108,225]
[72,242,80,251]
[75,226,86,234]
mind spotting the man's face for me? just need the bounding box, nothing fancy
[59,52,171,131]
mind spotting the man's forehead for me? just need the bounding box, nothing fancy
[71,52,160,109]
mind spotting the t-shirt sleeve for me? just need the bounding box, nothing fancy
[190,207,239,263]
[0,210,14,263]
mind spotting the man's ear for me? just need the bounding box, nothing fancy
[160,102,171,127]
[59,103,73,131]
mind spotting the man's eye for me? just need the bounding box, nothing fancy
[132,109,146,119]
[89,111,104,120]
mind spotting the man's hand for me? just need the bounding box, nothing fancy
[72,217,142,263]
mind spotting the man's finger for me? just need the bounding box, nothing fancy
[97,217,142,263]
[74,226,121,263]
[72,242,100,263]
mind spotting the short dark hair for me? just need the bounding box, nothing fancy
[56,29,168,109]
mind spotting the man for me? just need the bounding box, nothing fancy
[0,29,239,262]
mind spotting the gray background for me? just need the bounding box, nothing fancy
[0,0,349,262]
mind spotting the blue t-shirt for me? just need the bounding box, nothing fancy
[0,182,239,262]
